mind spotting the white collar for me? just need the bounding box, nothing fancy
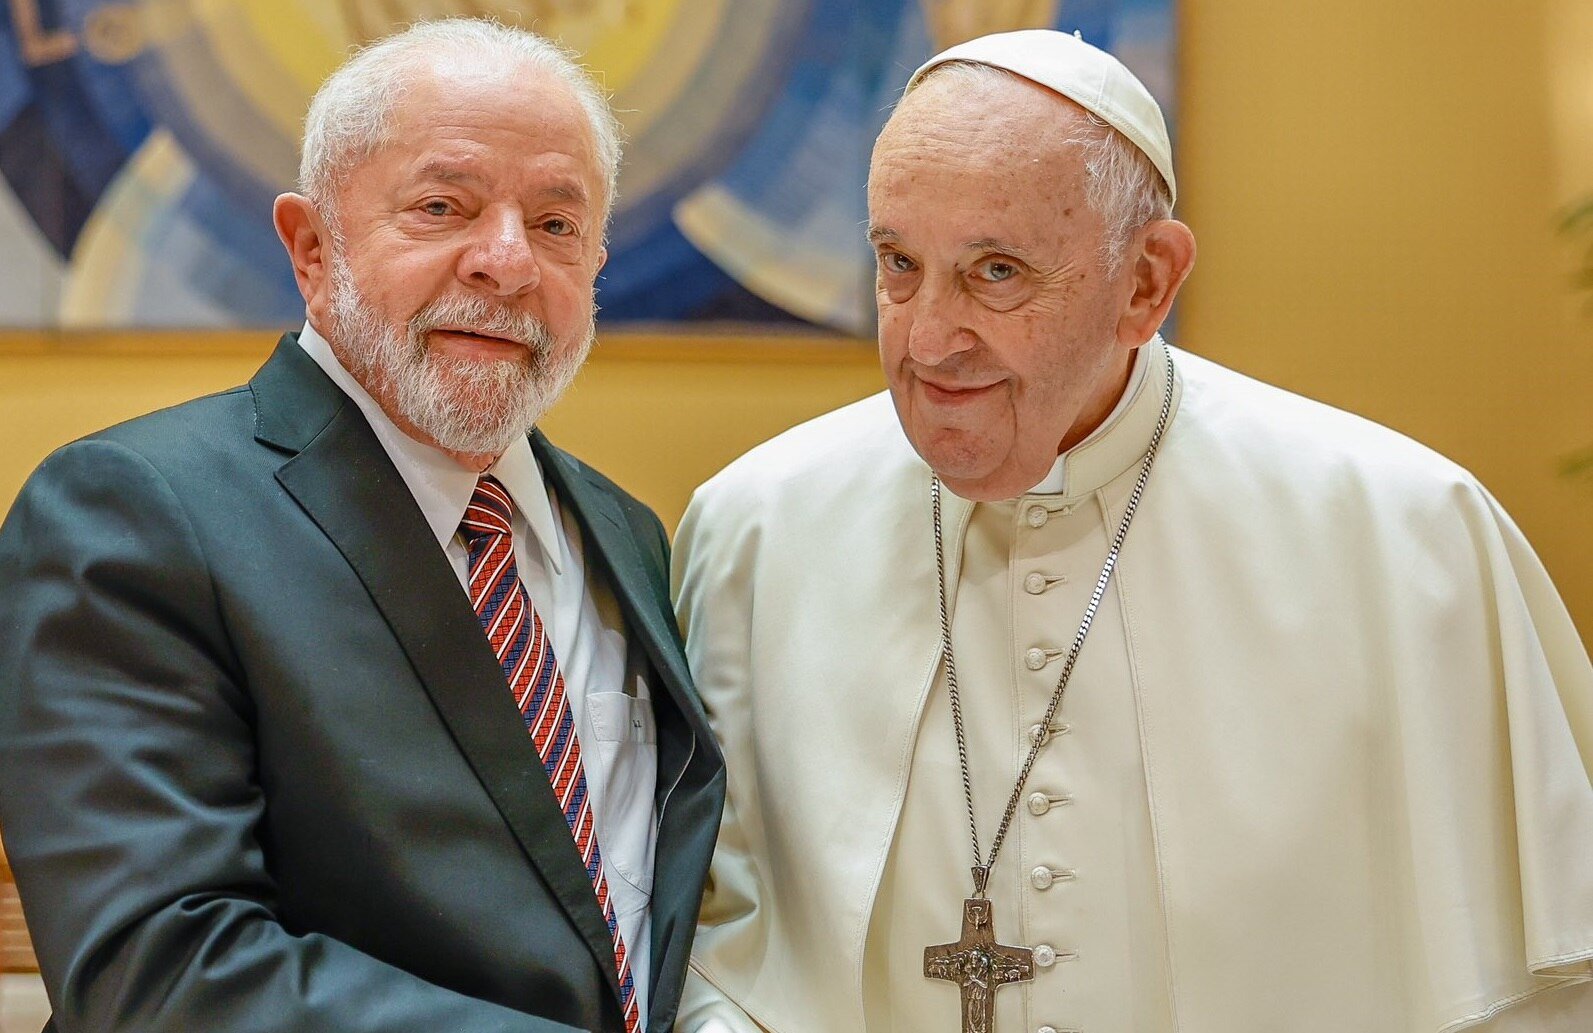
[1027,341,1153,496]
[296,320,564,574]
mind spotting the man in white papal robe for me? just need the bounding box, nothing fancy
[671,29,1593,1033]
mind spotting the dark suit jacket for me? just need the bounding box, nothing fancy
[0,334,725,1033]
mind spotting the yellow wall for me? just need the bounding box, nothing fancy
[1,0,1589,638]
[0,332,885,527]
[1177,0,1592,634]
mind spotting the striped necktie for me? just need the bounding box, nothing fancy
[459,476,641,1033]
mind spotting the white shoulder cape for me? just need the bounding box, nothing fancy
[672,344,1593,1032]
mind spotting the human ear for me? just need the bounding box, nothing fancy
[274,193,334,326]
[1115,219,1196,347]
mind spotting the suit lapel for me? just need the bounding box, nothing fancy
[531,434,724,1029]
[530,433,705,742]
[253,338,623,1002]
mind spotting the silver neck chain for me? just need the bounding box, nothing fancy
[931,352,1176,893]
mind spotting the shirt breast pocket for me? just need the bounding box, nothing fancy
[586,691,657,905]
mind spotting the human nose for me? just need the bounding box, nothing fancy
[459,208,541,296]
[905,277,974,366]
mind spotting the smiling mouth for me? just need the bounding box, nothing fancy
[430,327,525,348]
[918,377,1000,404]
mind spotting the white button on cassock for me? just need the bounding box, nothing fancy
[1025,505,1049,528]
[1026,792,1072,815]
[1031,865,1075,889]
[1028,721,1070,746]
[1025,648,1047,671]
[1032,944,1077,967]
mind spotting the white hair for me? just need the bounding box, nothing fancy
[912,61,1173,271]
[299,18,623,225]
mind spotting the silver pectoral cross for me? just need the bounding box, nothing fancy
[923,869,1035,1033]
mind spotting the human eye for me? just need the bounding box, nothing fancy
[975,257,1021,283]
[418,198,457,217]
[877,250,917,275]
[541,217,577,237]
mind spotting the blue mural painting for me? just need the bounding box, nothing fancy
[0,0,1175,335]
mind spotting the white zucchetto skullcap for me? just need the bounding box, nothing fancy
[907,28,1176,205]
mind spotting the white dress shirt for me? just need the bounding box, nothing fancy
[298,323,657,1026]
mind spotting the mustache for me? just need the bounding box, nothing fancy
[408,294,555,356]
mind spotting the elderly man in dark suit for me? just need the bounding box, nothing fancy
[0,19,723,1033]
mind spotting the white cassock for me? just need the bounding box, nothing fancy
[671,339,1593,1033]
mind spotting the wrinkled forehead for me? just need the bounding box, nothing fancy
[389,55,595,146]
[865,80,1107,254]
[358,59,604,200]
[868,76,1092,212]
[872,72,1090,174]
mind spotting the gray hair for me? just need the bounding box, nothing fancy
[299,18,623,227]
[913,61,1173,271]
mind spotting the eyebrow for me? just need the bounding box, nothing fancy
[542,183,587,203]
[963,238,1032,258]
[865,228,1031,259]
[416,162,484,186]
[413,164,590,205]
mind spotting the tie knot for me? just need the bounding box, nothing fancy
[460,476,514,543]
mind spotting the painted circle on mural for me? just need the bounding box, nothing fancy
[1,0,1172,328]
[122,0,808,224]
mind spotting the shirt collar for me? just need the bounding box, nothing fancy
[1024,336,1178,499]
[295,321,564,574]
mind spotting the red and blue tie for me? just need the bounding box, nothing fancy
[459,476,641,1033]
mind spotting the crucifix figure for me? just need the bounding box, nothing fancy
[924,894,1035,1033]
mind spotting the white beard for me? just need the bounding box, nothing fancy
[325,251,594,456]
